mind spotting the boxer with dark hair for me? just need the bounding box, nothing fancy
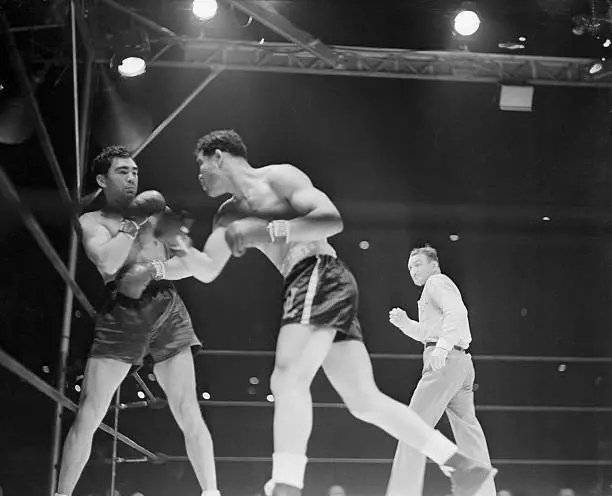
[175,130,495,496]
[55,146,219,496]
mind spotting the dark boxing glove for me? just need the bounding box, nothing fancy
[125,190,167,223]
[115,260,165,299]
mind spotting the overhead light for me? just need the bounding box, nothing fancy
[111,28,150,78]
[118,57,147,78]
[453,9,481,37]
[202,391,211,400]
[193,0,218,21]
[589,59,605,74]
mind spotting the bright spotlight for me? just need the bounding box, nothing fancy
[202,392,211,400]
[137,391,145,399]
[193,0,218,21]
[589,60,604,74]
[453,10,481,37]
[118,57,146,78]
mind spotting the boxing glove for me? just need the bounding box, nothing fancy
[125,190,167,223]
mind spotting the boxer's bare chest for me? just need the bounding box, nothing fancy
[232,182,293,221]
[229,181,301,267]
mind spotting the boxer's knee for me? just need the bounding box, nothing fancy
[270,363,311,399]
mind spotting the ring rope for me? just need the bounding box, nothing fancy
[198,349,612,364]
[106,456,612,467]
[116,399,612,414]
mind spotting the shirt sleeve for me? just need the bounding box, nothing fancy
[399,318,427,342]
[427,275,468,350]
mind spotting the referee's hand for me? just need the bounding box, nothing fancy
[428,347,449,371]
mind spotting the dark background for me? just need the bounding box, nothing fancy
[2,1,612,495]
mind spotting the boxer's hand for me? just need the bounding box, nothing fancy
[224,218,270,257]
[168,232,193,256]
[115,262,156,299]
[155,210,193,244]
[428,347,448,372]
[389,307,411,330]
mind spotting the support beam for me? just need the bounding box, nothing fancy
[222,0,341,67]
[155,39,608,87]
[98,0,178,38]
[0,14,83,235]
[0,347,158,460]
[133,68,222,157]
[0,167,96,318]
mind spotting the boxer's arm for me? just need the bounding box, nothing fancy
[172,200,235,282]
[270,165,343,242]
[158,255,195,280]
[178,226,232,283]
[80,214,136,277]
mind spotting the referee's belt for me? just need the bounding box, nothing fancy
[425,341,467,353]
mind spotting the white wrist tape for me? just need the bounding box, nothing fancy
[267,220,291,243]
[150,259,166,281]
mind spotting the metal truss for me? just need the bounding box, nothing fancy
[146,38,612,88]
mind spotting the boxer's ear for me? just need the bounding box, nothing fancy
[96,174,106,189]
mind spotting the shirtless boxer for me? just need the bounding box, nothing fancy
[55,146,219,496]
[174,130,495,496]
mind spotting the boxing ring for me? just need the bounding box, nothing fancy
[2,2,612,496]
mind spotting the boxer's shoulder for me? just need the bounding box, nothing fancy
[80,210,121,236]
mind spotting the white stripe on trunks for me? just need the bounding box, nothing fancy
[300,256,322,325]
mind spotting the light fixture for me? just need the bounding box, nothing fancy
[202,392,211,400]
[118,57,147,78]
[111,28,150,79]
[266,394,274,402]
[193,0,218,21]
[137,391,146,399]
[358,240,370,250]
[453,9,481,37]
[590,60,605,74]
